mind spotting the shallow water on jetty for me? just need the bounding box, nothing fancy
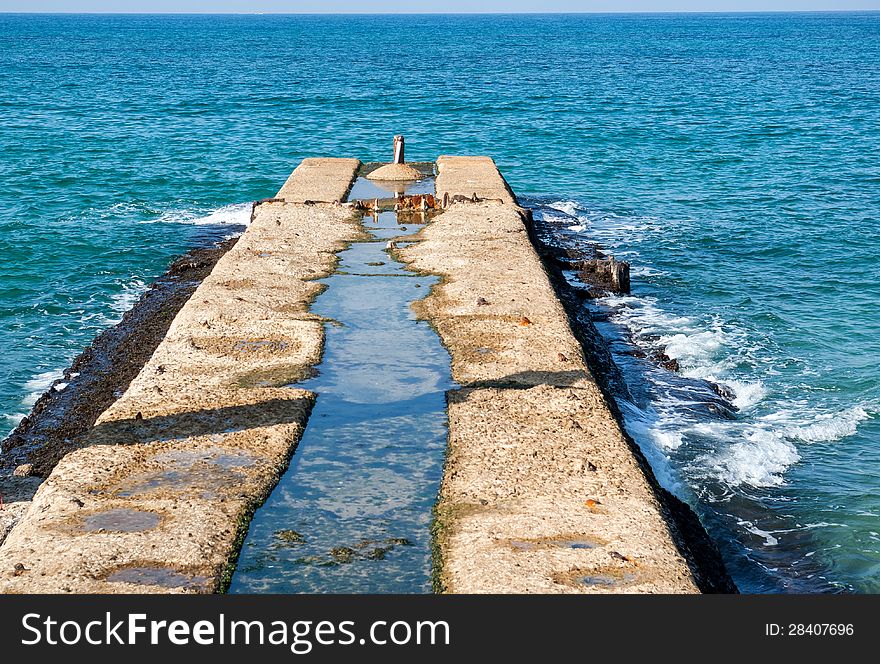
[229,204,453,593]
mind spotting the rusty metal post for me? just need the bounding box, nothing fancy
[393,135,405,164]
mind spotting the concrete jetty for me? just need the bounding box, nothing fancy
[0,153,709,594]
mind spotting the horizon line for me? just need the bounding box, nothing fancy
[2,10,879,16]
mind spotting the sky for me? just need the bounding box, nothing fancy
[1,1,878,12]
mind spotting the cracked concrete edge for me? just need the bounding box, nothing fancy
[399,156,700,594]
[0,159,362,593]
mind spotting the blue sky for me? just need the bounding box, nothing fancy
[1,2,878,12]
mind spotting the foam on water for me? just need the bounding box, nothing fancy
[109,277,148,317]
[706,429,801,488]
[546,201,875,492]
[777,405,873,444]
[21,370,65,407]
[738,520,780,547]
[726,381,768,411]
[151,203,251,227]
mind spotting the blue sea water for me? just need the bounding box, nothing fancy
[1,12,879,593]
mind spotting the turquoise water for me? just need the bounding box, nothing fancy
[1,12,879,593]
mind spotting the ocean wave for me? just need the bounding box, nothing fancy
[547,200,582,217]
[660,329,728,369]
[616,402,683,492]
[725,380,768,411]
[150,203,251,226]
[76,201,251,228]
[536,197,874,495]
[21,369,64,407]
[109,277,148,316]
[609,290,869,487]
[546,199,664,250]
[706,429,801,488]
[781,405,873,443]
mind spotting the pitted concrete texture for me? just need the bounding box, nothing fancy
[435,155,517,205]
[403,203,592,390]
[276,157,361,203]
[399,157,698,594]
[0,160,362,593]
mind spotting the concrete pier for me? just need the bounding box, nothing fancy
[0,154,707,594]
[399,157,698,593]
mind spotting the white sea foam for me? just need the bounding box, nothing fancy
[547,200,664,251]
[726,380,768,411]
[601,294,693,336]
[660,329,727,367]
[737,520,779,547]
[110,277,148,316]
[630,265,666,278]
[536,199,872,493]
[651,428,684,451]
[617,402,682,492]
[548,200,581,217]
[782,406,872,443]
[21,369,64,407]
[707,429,801,488]
[152,203,251,226]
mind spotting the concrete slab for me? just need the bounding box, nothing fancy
[435,156,517,205]
[276,157,361,203]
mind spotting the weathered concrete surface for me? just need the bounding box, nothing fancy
[0,160,362,593]
[398,156,699,593]
[435,155,517,205]
[0,476,41,547]
[276,157,360,203]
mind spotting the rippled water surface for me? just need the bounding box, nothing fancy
[2,12,879,592]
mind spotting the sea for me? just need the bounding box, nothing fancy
[1,12,879,593]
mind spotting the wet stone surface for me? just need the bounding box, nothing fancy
[111,447,258,499]
[508,536,601,551]
[83,508,161,533]
[579,572,637,587]
[106,565,209,590]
